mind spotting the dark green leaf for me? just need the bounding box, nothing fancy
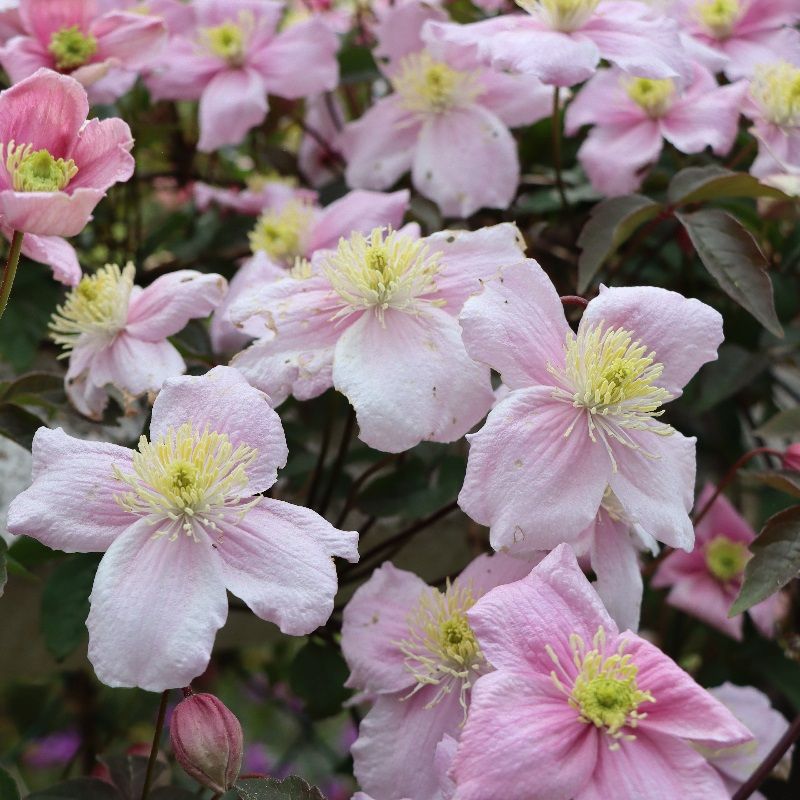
[149,790,196,800]
[40,554,100,660]
[235,776,326,800]
[576,195,663,292]
[692,344,768,413]
[676,209,783,338]
[27,779,121,799]
[338,45,379,84]
[668,165,787,206]
[746,471,800,499]
[98,755,168,800]
[756,408,800,438]
[0,402,45,450]
[731,505,800,615]
[357,459,429,518]
[289,640,350,718]
[0,371,63,402]
[0,765,20,800]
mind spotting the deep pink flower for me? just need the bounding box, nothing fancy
[0,0,166,103]
[652,484,783,640]
[0,221,81,285]
[783,442,800,471]
[451,545,752,800]
[457,261,723,554]
[341,0,552,217]
[146,0,339,152]
[0,68,134,238]
[342,553,538,800]
[7,366,359,691]
[423,0,688,89]
[49,264,227,418]
[230,224,525,452]
[566,63,745,196]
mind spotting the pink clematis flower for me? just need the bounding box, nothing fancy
[298,93,345,188]
[230,223,525,452]
[0,0,166,103]
[146,0,339,152]
[211,188,409,353]
[652,484,783,640]
[0,68,134,242]
[706,683,793,798]
[423,0,688,89]
[341,0,552,217]
[565,63,746,196]
[457,261,723,557]
[7,366,359,692]
[194,176,313,217]
[668,0,800,80]
[342,553,539,800]
[49,263,227,418]
[451,545,753,800]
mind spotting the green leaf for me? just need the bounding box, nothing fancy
[668,165,787,206]
[98,755,168,800]
[289,639,350,718]
[0,765,20,800]
[357,458,429,518]
[576,195,663,292]
[149,790,197,800]
[27,779,121,799]
[692,344,768,413]
[0,371,63,401]
[730,505,800,615]
[41,553,100,660]
[0,539,7,599]
[676,209,783,338]
[746,471,800,499]
[0,402,45,450]
[235,776,327,800]
[756,407,800,438]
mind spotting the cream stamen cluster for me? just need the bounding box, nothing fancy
[751,62,800,128]
[248,200,315,262]
[393,53,481,116]
[517,0,601,31]
[694,0,741,39]
[3,140,78,193]
[625,77,676,118]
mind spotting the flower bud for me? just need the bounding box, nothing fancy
[169,692,243,793]
[783,444,800,472]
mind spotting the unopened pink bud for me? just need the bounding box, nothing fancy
[169,692,243,793]
[783,444,800,472]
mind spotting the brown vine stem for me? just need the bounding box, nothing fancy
[334,453,402,528]
[140,689,170,800]
[560,295,588,309]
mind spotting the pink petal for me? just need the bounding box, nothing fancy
[144,35,220,101]
[374,1,447,75]
[458,259,570,390]
[215,500,357,636]
[65,368,112,419]
[92,10,165,67]
[67,117,134,192]
[0,34,51,84]
[87,518,228,691]
[85,66,138,104]
[720,27,800,80]
[455,550,541,598]
[664,571,744,640]
[298,93,344,188]
[476,68,554,129]
[748,593,782,639]
[195,0,283,30]
[460,387,611,552]
[332,307,495,453]
[0,187,103,237]
[695,484,755,546]
[150,366,288,494]
[564,68,646,135]
[18,231,81,285]
[6,426,134,552]
[20,0,94,43]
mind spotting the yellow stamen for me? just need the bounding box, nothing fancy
[517,0,601,31]
[392,53,480,115]
[695,0,741,38]
[626,77,675,118]
[248,199,315,262]
[48,25,97,70]
[4,141,78,193]
[751,62,800,127]
[705,536,750,582]
[199,13,253,65]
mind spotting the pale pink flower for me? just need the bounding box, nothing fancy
[146,0,339,152]
[298,93,344,188]
[7,366,359,692]
[341,0,552,217]
[457,261,723,555]
[423,0,688,89]
[211,188,409,353]
[49,263,227,419]
[194,177,313,216]
[652,484,783,640]
[0,1,23,45]
[668,0,800,80]
[230,224,525,452]
[565,63,746,196]
[0,221,81,285]
[342,553,538,800]
[706,683,793,798]
[0,68,134,238]
[451,544,753,800]
[0,0,166,103]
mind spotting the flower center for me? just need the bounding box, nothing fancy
[705,536,750,582]
[49,263,134,351]
[112,422,260,542]
[248,200,315,262]
[48,25,98,70]
[4,141,78,193]
[397,581,484,714]
[751,62,800,128]
[392,53,480,115]
[626,77,676,118]
[548,627,654,748]
[517,0,600,31]
[694,0,741,38]
[322,227,443,324]
[200,17,249,65]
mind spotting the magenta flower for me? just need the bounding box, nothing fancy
[0,68,134,239]
[451,545,752,800]
[457,261,723,554]
[652,484,782,640]
[231,224,526,452]
[7,366,359,691]
[147,0,339,152]
[565,63,746,196]
[669,0,800,80]
[49,264,227,418]
[342,554,538,800]
[0,0,166,103]
[423,0,688,89]
[341,0,552,217]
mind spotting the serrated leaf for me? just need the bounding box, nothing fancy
[0,765,20,800]
[0,402,45,450]
[667,165,787,206]
[746,471,800,499]
[756,408,800,438]
[289,640,350,718]
[235,776,326,800]
[730,505,800,615]
[576,195,662,292]
[41,553,100,660]
[27,779,121,799]
[676,209,783,338]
